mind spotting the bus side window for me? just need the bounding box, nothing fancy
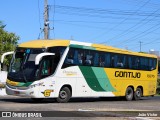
[145,58,149,70]
[73,50,78,65]
[63,48,85,68]
[140,57,144,70]
[111,54,115,67]
[41,60,50,75]
[129,56,139,69]
[128,56,132,69]
[149,59,153,70]
[84,50,93,66]
[149,58,157,70]
[140,57,149,70]
[135,57,140,69]
[93,52,99,67]
[99,52,105,67]
[131,56,140,69]
[117,55,124,68]
[66,48,75,64]
[123,55,128,69]
[153,59,157,70]
[104,53,110,67]
[111,54,118,68]
[62,48,75,68]
[77,49,84,65]
[48,46,66,60]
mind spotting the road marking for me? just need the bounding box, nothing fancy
[134,117,153,120]
[78,109,94,111]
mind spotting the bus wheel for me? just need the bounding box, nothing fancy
[56,87,71,103]
[125,87,133,101]
[134,88,142,100]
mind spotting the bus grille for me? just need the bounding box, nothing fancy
[6,83,29,90]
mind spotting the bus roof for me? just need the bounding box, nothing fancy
[18,39,157,58]
[19,40,70,48]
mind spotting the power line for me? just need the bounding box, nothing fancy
[87,0,152,41]
[54,21,127,30]
[54,11,157,20]
[48,1,160,52]
[101,7,160,44]
[51,5,160,17]
[121,23,160,47]
[114,23,160,47]
[54,21,160,36]
[129,38,160,50]
[125,0,160,9]
[52,19,158,24]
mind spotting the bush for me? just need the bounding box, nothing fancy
[157,79,160,95]
[158,79,160,86]
[0,83,5,88]
[157,87,160,95]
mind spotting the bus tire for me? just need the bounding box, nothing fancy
[56,87,71,103]
[125,87,133,101]
[134,87,142,100]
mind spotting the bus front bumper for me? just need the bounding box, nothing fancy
[6,84,40,98]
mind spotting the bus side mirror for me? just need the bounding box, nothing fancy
[35,53,55,65]
[0,62,2,71]
[0,62,4,72]
[0,51,14,71]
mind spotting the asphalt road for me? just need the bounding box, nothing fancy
[0,95,160,120]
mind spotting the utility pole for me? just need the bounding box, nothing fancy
[139,41,142,52]
[44,0,49,39]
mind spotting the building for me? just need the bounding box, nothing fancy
[149,49,159,56]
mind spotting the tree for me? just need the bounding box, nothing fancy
[0,21,19,67]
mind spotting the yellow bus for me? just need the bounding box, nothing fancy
[6,40,158,102]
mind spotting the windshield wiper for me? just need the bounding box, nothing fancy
[22,68,28,83]
[21,54,28,83]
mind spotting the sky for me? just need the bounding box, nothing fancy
[0,0,160,53]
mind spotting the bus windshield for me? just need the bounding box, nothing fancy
[8,46,66,83]
[8,48,46,82]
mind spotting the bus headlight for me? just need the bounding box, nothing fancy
[29,82,44,88]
